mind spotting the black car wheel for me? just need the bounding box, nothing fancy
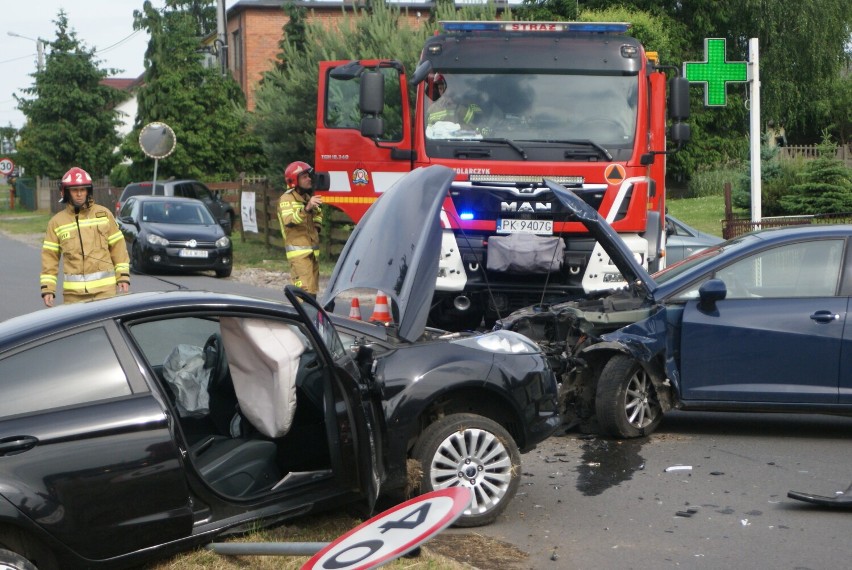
[595,354,663,438]
[130,243,149,275]
[0,549,37,570]
[215,266,232,278]
[412,413,520,527]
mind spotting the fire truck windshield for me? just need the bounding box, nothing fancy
[423,72,638,152]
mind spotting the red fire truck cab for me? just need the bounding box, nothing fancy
[315,21,690,330]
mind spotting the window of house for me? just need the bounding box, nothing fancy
[231,29,242,72]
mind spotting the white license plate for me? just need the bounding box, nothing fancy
[179,249,209,258]
[496,219,553,235]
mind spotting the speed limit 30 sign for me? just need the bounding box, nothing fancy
[0,158,14,177]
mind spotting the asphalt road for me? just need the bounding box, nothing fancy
[0,231,337,321]
[463,411,852,569]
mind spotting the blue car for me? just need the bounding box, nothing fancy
[500,180,852,438]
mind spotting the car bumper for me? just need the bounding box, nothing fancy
[141,247,232,272]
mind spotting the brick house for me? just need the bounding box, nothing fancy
[224,0,436,111]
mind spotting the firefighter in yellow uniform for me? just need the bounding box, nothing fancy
[40,167,130,307]
[278,161,322,296]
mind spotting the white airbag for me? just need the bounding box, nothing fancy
[220,318,305,438]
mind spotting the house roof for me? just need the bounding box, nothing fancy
[101,75,144,92]
[227,0,512,15]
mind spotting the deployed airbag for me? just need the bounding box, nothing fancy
[220,318,306,438]
[162,344,211,417]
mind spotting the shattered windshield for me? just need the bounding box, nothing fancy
[423,72,638,148]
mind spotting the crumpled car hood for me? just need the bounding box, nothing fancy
[545,179,658,300]
[321,166,456,343]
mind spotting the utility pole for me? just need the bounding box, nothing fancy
[217,0,228,76]
[8,31,46,72]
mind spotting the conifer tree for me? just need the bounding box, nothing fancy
[15,11,123,178]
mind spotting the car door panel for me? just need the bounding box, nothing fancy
[285,286,383,511]
[836,298,852,403]
[0,396,192,560]
[679,297,844,404]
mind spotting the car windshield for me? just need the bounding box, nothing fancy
[142,202,214,225]
[423,72,638,147]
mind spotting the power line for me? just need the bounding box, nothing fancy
[0,53,38,66]
[96,29,143,55]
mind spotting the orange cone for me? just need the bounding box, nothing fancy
[348,297,362,320]
[370,291,393,323]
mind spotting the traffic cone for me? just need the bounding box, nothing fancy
[370,291,393,323]
[348,297,362,320]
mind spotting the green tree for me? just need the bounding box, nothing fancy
[14,11,123,179]
[778,133,852,215]
[513,0,578,21]
[121,0,265,182]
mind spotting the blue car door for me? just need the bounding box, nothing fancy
[678,238,846,404]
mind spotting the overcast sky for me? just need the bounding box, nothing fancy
[1,0,166,129]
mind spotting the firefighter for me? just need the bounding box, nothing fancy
[40,167,130,307]
[426,74,487,135]
[278,161,323,296]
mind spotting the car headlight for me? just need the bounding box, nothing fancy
[451,330,540,354]
[216,236,231,248]
[147,234,169,246]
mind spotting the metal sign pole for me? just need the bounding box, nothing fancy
[152,158,159,192]
[748,38,761,223]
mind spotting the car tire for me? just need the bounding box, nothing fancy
[595,354,663,438]
[130,244,148,275]
[412,413,520,527]
[215,266,232,278]
[0,549,38,570]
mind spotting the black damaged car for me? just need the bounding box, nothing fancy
[0,166,559,569]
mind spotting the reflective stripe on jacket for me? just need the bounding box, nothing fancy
[278,189,322,260]
[40,202,130,297]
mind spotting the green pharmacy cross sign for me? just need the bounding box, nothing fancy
[683,38,748,107]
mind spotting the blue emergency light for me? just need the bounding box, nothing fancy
[440,21,631,34]
[459,212,475,221]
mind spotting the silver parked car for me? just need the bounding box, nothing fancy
[665,215,723,264]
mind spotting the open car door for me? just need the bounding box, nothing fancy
[285,286,383,512]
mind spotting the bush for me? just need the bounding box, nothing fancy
[777,134,852,215]
[732,145,808,216]
[687,165,744,198]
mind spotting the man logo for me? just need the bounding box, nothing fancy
[500,201,552,213]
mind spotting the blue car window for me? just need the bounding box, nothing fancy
[717,239,844,299]
[0,328,131,418]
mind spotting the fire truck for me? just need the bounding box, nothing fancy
[315,21,690,329]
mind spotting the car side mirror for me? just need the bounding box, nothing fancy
[665,219,676,236]
[698,278,727,312]
[119,215,137,226]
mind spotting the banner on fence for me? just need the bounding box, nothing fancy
[241,191,258,233]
